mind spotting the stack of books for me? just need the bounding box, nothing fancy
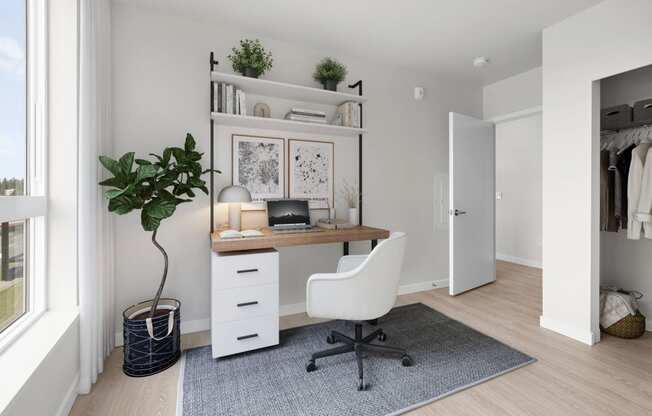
[334,101,361,128]
[213,82,247,116]
[284,108,327,124]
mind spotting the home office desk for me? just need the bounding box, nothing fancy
[209,226,390,358]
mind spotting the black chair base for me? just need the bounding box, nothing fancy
[306,323,413,390]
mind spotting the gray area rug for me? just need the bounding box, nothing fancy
[178,303,535,416]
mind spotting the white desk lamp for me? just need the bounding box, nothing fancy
[217,185,252,231]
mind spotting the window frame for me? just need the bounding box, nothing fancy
[0,0,48,352]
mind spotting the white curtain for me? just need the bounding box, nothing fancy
[78,0,114,394]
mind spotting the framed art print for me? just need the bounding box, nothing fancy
[288,139,334,209]
[232,134,285,202]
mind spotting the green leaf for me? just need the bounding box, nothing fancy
[144,197,176,219]
[99,156,122,178]
[108,195,134,215]
[171,148,186,164]
[189,177,205,187]
[98,177,124,188]
[135,164,159,182]
[141,210,160,231]
[163,148,173,166]
[105,188,127,200]
[184,134,196,151]
[119,152,135,175]
[135,159,152,166]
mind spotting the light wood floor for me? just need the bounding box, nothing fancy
[70,261,652,415]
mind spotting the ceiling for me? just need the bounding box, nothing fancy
[116,0,601,85]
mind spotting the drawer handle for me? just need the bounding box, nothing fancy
[237,301,259,307]
[237,268,259,274]
[237,333,259,341]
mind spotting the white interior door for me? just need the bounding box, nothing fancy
[449,112,495,295]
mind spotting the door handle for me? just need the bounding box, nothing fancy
[453,209,467,216]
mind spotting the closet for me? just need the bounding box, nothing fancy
[599,64,652,334]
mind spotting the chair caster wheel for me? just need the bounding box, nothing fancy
[306,360,317,372]
[357,379,368,391]
[326,335,336,344]
[401,354,414,367]
[378,332,387,342]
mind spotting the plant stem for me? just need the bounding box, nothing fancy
[149,228,168,319]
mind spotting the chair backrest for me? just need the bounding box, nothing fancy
[346,232,407,319]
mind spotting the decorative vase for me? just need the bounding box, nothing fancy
[348,207,358,225]
[242,67,259,78]
[122,298,181,377]
[323,79,338,91]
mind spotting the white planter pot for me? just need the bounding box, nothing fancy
[348,208,358,225]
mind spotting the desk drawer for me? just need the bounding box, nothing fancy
[212,249,278,290]
[212,284,278,323]
[211,315,279,358]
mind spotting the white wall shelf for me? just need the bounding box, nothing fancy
[211,71,367,106]
[211,112,366,137]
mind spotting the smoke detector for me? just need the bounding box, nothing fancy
[473,56,490,68]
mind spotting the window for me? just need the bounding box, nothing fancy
[0,0,46,343]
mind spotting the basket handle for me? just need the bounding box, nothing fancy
[145,311,175,341]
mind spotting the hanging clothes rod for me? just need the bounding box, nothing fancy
[601,124,652,154]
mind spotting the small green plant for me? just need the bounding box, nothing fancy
[228,39,273,77]
[98,134,219,318]
[313,57,347,84]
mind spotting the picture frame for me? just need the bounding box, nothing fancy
[288,139,334,209]
[232,134,285,202]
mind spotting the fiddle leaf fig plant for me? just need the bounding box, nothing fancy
[99,133,220,318]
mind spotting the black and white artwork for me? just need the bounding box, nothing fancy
[288,139,334,209]
[232,135,285,202]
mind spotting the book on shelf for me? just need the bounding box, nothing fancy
[213,82,247,116]
[284,113,328,124]
[289,108,326,118]
[335,101,361,128]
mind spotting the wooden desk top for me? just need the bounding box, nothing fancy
[211,226,390,253]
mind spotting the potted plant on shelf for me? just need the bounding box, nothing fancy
[228,38,273,78]
[314,57,347,91]
[99,133,218,377]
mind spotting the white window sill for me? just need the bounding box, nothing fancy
[0,308,79,413]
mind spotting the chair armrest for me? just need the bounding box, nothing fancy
[337,255,368,273]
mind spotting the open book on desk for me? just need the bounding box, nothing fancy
[219,229,264,239]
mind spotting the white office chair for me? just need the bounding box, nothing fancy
[305,232,412,390]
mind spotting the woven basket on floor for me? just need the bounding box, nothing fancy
[602,312,646,339]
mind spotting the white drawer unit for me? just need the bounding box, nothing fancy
[212,284,279,323]
[211,249,279,290]
[211,249,280,358]
[211,315,279,358]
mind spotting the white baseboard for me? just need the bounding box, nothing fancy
[496,253,542,269]
[55,372,79,416]
[114,279,442,346]
[539,315,598,345]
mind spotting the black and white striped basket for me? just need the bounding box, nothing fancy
[122,298,181,377]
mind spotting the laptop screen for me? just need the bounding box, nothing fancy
[267,200,310,226]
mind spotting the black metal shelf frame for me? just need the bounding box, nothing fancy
[209,52,364,234]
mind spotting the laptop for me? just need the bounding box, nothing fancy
[267,199,318,233]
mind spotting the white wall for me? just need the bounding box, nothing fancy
[600,64,652,331]
[483,69,543,268]
[483,67,541,120]
[541,0,652,344]
[111,4,481,338]
[495,114,542,267]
